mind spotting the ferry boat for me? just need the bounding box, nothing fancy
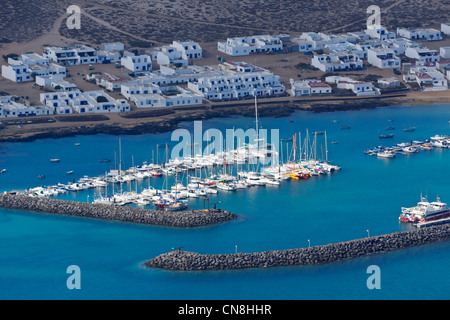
[399,196,450,223]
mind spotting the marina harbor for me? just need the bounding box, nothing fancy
[19,130,341,212]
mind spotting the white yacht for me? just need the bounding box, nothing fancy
[377,151,395,158]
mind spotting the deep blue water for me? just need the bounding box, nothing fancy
[0,104,449,300]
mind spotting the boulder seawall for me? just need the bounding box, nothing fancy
[145,224,450,270]
[0,193,237,228]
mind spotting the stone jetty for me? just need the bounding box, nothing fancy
[145,224,450,270]
[0,193,237,228]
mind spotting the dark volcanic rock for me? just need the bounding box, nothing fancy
[0,193,237,228]
[145,224,450,270]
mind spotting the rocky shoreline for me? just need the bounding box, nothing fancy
[145,224,450,270]
[0,193,237,228]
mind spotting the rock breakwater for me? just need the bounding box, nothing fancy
[0,193,237,228]
[145,224,450,270]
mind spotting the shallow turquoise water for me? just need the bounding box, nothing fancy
[0,104,449,299]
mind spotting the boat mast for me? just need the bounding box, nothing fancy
[293,133,297,170]
[325,130,328,162]
[255,96,259,142]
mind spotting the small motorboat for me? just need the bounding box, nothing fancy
[0,169,6,174]
[66,171,74,175]
[404,127,415,132]
[50,159,60,163]
[379,134,394,139]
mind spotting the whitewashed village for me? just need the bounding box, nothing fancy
[1,20,450,119]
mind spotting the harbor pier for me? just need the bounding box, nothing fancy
[0,193,237,228]
[145,224,450,271]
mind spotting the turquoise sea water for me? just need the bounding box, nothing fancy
[0,104,449,300]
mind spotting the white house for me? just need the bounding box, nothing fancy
[415,70,448,91]
[50,80,78,92]
[440,47,450,59]
[397,27,442,41]
[171,40,202,59]
[365,24,396,41]
[289,79,332,96]
[127,85,202,108]
[367,48,401,69]
[87,73,130,91]
[217,35,283,56]
[311,53,363,72]
[377,77,402,87]
[120,54,152,72]
[381,38,416,56]
[442,23,450,35]
[405,47,440,63]
[156,46,189,67]
[121,82,162,100]
[101,42,125,52]
[43,45,98,66]
[326,76,380,96]
[2,53,66,83]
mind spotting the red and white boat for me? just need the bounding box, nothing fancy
[399,196,450,223]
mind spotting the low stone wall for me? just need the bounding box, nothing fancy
[145,224,450,270]
[0,193,237,228]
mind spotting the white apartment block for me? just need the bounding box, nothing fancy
[171,40,202,59]
[0,96,53,118]
[120,55,152,72]
[405,47,440,63]
[442,23,450,35]
[187,71,285,100]
[43,45,98,66]
[125,65,224,87]
[217,35,283,56]
[121,82,162,100]
[40,90,130,114]
[127,86,203,108]
[397,27,443,41]
[311,53,363,72]
[2,53,66,83]
[367,48,401,69]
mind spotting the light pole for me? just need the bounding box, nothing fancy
[367,229,370,238]
[308,239,310,248]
